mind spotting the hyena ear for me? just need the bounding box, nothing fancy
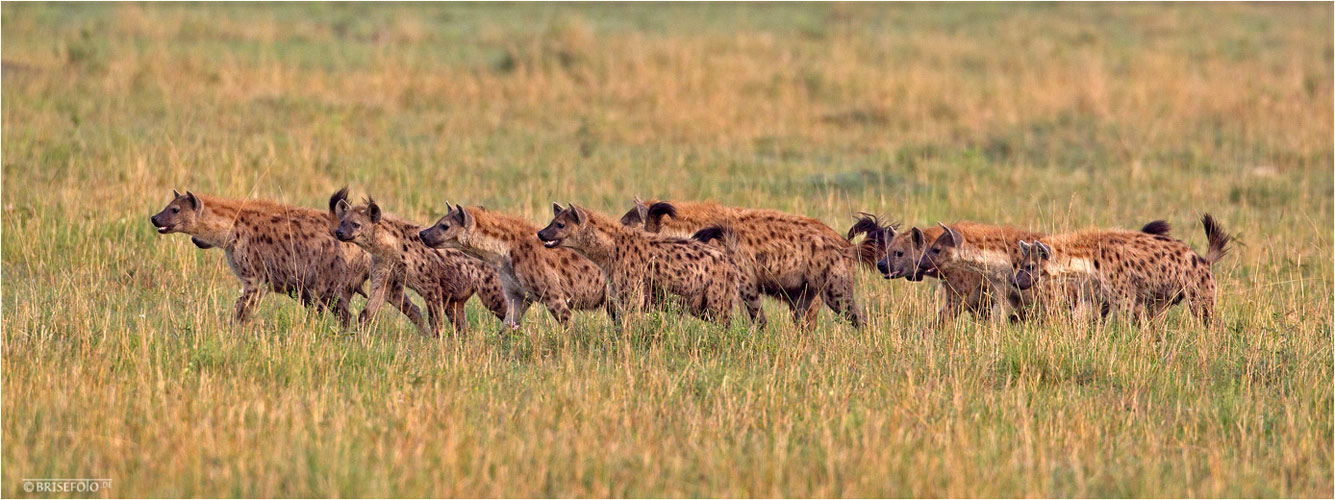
[334,198,351,219]
[185,191,202,212]
[570,204,586,224]
[552,202,564,217]
[367,201,382,224]
[1018,240,1032,256]
[1036,241,1052,259]
[635,202,648,223]
[937,222,962,247]
[909,227,925,247]
[455,204,474,228]
[172,189,182,199]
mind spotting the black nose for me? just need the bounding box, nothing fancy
[150,215,160,226]
[876,260,889,274]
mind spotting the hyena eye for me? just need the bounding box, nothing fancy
[894,250,903,257]
[931,248,940,254]
[171,207,180,213]
[556,222,566,229]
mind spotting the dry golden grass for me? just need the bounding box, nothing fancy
[2,3,1331,497]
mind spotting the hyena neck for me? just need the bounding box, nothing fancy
[464,218,523,267]
[946,245,1015,281]
[188,201,243,248]
[659,204,727,237]
[571,212,628,267]
[366,217,422,262]
[1038,235,1098,277]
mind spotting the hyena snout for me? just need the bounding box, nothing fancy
[876,258,890,277]
[418,227,443,248]
[1011,270,1037,290]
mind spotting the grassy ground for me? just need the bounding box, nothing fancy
[2,2,1331,497]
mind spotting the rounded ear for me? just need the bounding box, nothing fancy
[335,198,351,219]
[1036,242,1052,259]
[635,203,648,222]
[552,203,564,217]
[172,189,182,199]
[185,191,202,212]
[457,204,474,229]
[571,204,586,225]
[909,227,924,247]
[367,201,382,223]
[937,222,962,247]
[1018,240,1032,256]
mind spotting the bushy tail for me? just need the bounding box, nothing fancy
[692,225,740,255]
[645,201,678,227]
[845,213,897,270]
[329,186,350,215]
[1201,213,1232,265]
[1140,220,1171,236]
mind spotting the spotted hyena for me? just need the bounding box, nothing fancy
[418,204,607,330]
[331,192,506,337]
[873,224,995,322]
[1011,215,1231,324]
[149,189,388,326]
[540,203,739,326]
[620,198,866,329]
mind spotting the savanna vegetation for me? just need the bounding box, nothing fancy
[2,2,1331,497]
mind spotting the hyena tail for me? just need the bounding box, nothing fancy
[645,201,678,227]
[845,213,897,269]
[692,225,740,255]
[1140,220,1171,236]
[1201,213,1233,265]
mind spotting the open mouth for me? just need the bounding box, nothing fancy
[155,225,173,234]
[542,239,561,248]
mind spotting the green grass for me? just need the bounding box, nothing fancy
[2,2,1332,497]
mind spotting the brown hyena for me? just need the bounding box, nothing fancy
[418,204,607,330]
[620,198,865,329]
[540,203,739,327]
[149,189,387,326]
[1011,215,1231,324]
[331,192,507,337]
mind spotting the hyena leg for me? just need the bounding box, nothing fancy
[820,269,863,328]
[422,293,446,338]
[539,293,572,327]
[334,290,354,328]
[501,287,528,330]
[443,299,468,337]
[789,287,821,330]
[739,281,767,329]
[233,281,268,323]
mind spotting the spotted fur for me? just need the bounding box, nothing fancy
[149,189,376,326]
[332,193,506,337]
[1013,214,1232,324]
[541,203,739,326]
[620,198,865,329]
[418,204,607,330]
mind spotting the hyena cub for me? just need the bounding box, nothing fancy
[540,203,740,326]
[418,204,607,329]
[875,224,993,321]
[331,191,507,336]
[150,190,377,326]
[620,198,866,329]
[1011,215,1231,324]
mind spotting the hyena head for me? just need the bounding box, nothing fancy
[418,204,474,250]
[331,196,383,246]
[881,227,935,281]
[916,223,965,278]
[538,203,590,250]
[1011,240,1052,291]
[618,197,653,229]
[150,190,203,235]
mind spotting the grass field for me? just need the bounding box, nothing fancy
[2,2,1332,497]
